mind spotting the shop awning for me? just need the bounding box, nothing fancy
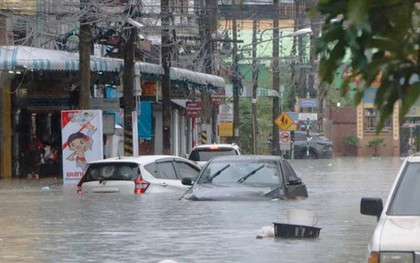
[0,45,123,72]
[0,45,225,89]
[170,67,226,89]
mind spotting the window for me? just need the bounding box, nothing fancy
[281,160,301,185]
[144,161,177,180]
[173,161,200,179]
[388,162,420,216]
[189,148,239,162]
[364,108,392,133]
[200,160,280,185]
[85,163,139,181]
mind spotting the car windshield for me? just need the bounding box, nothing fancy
[197,159,282,185]
[189,148,238,162]
[84,163,139,181]
[388,162,420,215]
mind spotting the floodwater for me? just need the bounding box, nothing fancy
[0,157,404,263]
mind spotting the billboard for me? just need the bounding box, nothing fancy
[61,110,103,184]
[0,0,36,15]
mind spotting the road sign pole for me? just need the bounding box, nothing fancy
[291,131,294,160]
[306,118,310,157]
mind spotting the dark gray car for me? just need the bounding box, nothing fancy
[181,155,308,201]
[293,131,333,159]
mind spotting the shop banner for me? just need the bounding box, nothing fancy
[61,110,103,184]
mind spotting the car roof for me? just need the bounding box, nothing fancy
[191,144,240,150]
[208,155,283,162]
[295,131,323,136]
[87,155,190,166]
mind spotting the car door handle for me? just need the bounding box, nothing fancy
[161,182,168,187]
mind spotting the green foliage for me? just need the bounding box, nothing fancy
[366,138,386,156]
[366,138,385,148]
[314,1,420,133]
[342,135,359,146]
[238,97,273,155]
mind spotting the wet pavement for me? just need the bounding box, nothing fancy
[0,157,404,263]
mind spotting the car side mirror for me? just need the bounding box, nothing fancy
[181,177,194,186]
[360,197,383,221]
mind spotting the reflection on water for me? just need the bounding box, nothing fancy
[0,157,404,263]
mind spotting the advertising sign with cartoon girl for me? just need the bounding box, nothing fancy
[61,110,103,183]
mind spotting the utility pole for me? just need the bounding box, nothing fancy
[232,0,240,145]
[161,0,172,154]
[201,0,218,144]
[79,0,91,109]
[123,25,136,156]
[251,16,258,154]
[271,0,280,156]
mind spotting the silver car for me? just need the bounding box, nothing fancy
[77,155,201,194]
[187,143,241,168]
[361,153,420,262]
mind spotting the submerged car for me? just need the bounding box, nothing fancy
[361,153,420,263]
[77,155,201,194]
[187,143,241,168]
[293,131,333,159]
[181,155,308,201]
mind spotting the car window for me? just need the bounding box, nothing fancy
[198,160,281,185]
[85,163,139,181]
[144,161,177,180]
[189,148,238,162]
[387,162,420,215]
[173,160,200,179]
[281,160,300,184]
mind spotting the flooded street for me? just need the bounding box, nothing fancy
[0,157,404,263]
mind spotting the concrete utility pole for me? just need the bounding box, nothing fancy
[271,0,280,156]
[123,26,136,156]
[200,0,218,144]
[251,16,258,154]
[232,0,240,145]
[79,0,91,109]
[161,0,172,154]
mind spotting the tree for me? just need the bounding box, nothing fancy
[314,0,420,132]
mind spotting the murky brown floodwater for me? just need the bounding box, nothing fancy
[0,157,404,263]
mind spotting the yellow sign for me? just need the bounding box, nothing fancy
[275,112,294,131]
[218,122,233,137]
[288,123,297,131]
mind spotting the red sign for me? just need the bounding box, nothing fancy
[279,131,291,143]
[186,101,202,118]
[211,90,226,105]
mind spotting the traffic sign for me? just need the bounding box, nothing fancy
[275,112,294,131]
[299,98,318,107]
[279,131,291,143]
[298,113,318,121]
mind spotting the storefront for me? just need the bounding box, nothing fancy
[0,45,226,178]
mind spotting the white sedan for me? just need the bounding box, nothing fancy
[77,155,201,194]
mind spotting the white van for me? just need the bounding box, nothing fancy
[361,153,420,263]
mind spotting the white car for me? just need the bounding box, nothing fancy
[361,153,420,263]
[77,155,201,194]
[187,143,241,168]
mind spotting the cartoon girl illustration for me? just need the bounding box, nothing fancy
[66,122,97,171]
